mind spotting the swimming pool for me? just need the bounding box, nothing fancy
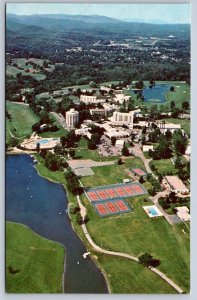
[38,139,49,145]
[143,205,163,218]
[149,207,159,216]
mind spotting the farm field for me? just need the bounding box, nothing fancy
[6,101,39,145]
[6,222,64,293]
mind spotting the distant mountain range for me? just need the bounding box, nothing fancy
[6,13,190,40]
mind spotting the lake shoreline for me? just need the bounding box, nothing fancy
[6,152,109,294]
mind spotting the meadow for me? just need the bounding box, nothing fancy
[6,222,64,293]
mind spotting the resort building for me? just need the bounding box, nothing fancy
[175,206,190,222]
[165,175,189,194]
[158,122,181,134]
[80,95,106,104]
[89,108,107,117]
[65,108,79,128]
[142,145,154,152]
[111,111,134,128]
[75,126,92,139]
[115,139,125,149]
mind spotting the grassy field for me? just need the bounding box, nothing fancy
[6,222,64,293]
[6,102,39,145]
[6,65,46,81]
[39,114,68,138]
[81,157,145,187]
[86,197,190,292]
[164,82,190,109]
[150,159,178,176]
[33,152,190,293]
[97,254,176,293]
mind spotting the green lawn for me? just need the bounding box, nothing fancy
[150,159,178,176]
[33,154,190,293]
[6,101,39,146]
[164,82,190,109]
[97,255,176,293]
[81,157,145,187]
[39,114,68,138]
[86,197,190,292]
[6,64,46,81]
[6,222,64,293]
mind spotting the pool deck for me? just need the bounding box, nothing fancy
[143,205,163,218]
[20,136,60,150]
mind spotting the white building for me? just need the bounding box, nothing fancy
[65,108,79,128]
[165,176,189,194]
[89,108,106,117]
[158,123,181,134]
[143,145,154,152]
[175,206,190,221]
[111,111,134,128]
[80,95,106,104]
[75,126,92,139]
[115,139,125,149]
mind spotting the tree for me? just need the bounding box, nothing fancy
[36,142,40,153]
[89,81,97,88]
[122,145,130,156]
[138,253,161,268]
[75,212,83,225]
[111,136,117,146]
[165,129,172,141]
[170,86,175,92]
[118,158,124,165]
[173,129,188,155]
[170,100,175,110]
[182,101,190,111]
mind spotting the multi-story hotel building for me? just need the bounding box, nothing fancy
[111,111,134,128]
[65,108,79,128]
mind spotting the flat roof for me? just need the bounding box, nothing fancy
[165,176,189,191]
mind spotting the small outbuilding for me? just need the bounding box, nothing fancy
[175,206,190,221]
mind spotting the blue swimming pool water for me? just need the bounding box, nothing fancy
[38,139,49,145]
[149,207,159,216]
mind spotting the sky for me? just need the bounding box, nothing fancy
[6,3,190,24]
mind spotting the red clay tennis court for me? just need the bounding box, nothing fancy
[122,185,136,196]
[114,187,127,197]
[105,188,118,198]
[115,200,129,211]
[96,189,108,200]
[87,191,99,201]
[132,184,144,194]
[86,182,147,204]
[132,168,147,176]
[105,202,118,213]
[93,199,131,217]
[95,203,109,215]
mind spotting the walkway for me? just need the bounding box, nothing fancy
[151,192,181,225]
[132,143,153,174]
[77,195,184,294]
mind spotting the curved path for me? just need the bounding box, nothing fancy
[77,195,184,294]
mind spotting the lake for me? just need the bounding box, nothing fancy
[6,154,108,293]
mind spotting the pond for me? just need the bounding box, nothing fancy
[131,83,170,103]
